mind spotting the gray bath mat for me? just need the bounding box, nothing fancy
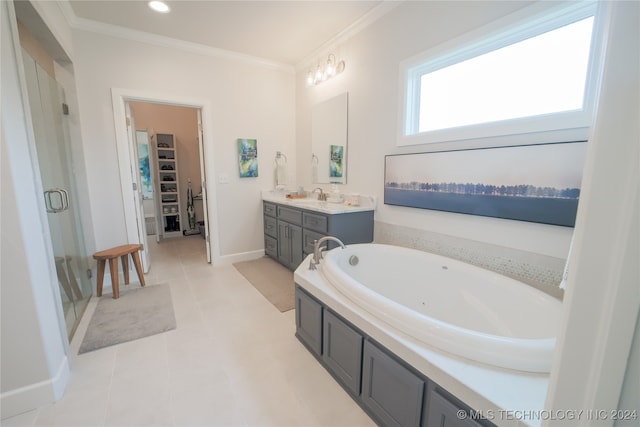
[78,284,176,354]
[233,257,295,312]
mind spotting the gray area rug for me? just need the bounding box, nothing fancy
[233,257,295,312]
[78,284,176,354]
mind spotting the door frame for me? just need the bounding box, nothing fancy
[111,88,219,264]
[124,104,151,272]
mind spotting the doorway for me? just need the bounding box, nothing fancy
[110,89,219,271]
[130,102,209,264]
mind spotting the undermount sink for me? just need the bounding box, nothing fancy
[290,198,324,206]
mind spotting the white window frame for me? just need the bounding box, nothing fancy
[398,0,606,147]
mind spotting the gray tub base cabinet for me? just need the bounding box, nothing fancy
[294,285,495,427]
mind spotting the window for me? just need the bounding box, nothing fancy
[400,1,602,146]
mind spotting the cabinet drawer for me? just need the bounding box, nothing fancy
[303,229,326,255]
[303,212,328,233]
[263,202,276,218]
[264,235,277,258]
[264,215,277,238]
[278,206,302,225]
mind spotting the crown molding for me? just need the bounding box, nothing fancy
[296,0,403,72]
[56,0,294,73]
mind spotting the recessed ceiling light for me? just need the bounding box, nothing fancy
[148,1,170,13]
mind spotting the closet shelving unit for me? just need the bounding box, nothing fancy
[154,133,182,239]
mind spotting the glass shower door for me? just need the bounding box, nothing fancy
[22,51,92,338]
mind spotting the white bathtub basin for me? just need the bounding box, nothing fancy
[319,244,562,373]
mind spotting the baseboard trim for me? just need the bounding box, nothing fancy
[0,355,69,419]
[218,249,265,266]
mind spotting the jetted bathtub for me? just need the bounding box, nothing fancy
[319,243,562,373]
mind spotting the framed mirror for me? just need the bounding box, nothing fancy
[311,92,348,184]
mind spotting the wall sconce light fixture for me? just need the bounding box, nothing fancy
[306,53,345,87]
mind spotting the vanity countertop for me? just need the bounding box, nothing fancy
[262,190,375,215]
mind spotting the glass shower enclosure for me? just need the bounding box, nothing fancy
[22,50,93,339]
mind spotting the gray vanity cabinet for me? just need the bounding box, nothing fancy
[263,201,373,271]
[323,310,363,396]
[295,285,323,357]
[362,340,425,427]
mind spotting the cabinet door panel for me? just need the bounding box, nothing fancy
[277,220,291,264]
[289,223,303,268]
[278,221,303,269]
[295,286,323,356]
[323,310,363,396]
[425,390,484,427]
[362,340,424,427]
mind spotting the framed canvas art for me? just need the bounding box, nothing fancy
[238,138,258,178]
[384,141,587,227]
[138,142,153,199]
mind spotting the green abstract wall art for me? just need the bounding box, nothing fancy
[330,144,344,178]
[138,141,153,199]
[238,138,258,178]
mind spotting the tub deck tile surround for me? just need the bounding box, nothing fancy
[374,221,565,299]
[295,259,550,427]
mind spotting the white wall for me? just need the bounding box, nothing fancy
[1,1,69,417]
[296,0,574,259]
[71,30,295,259]
[545,1,639,422]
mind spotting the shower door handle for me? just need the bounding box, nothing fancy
[44,188,69,213]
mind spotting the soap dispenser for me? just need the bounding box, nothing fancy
[329,184,343,203]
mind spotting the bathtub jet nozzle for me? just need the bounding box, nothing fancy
[309,236,346,270]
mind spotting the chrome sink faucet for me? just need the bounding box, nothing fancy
[309,236,345,270]
[312,187,327,201]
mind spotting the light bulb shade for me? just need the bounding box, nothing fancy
[314,65,323,84]
[149,1,170,13]
[326,54,336,77]
[306,54,345,88]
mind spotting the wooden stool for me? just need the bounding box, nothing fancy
[93,244,145,299]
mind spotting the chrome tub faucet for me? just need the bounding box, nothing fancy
[309,236,345,270]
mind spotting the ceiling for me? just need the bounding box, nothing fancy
[66,0,384,67]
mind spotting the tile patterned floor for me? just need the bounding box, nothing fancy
[3,237,374,427]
